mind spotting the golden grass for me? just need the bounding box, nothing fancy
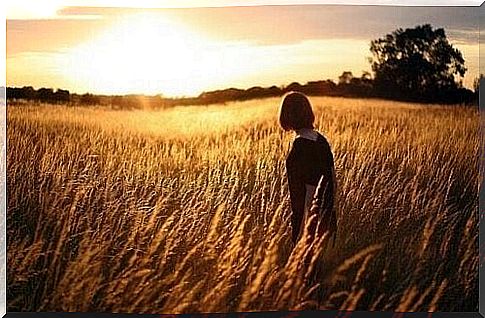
[7,96,479,313]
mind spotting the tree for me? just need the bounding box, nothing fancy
[37,88,54,102]
[54,89,70,103]
[369,24,466,101]
[80,93,100,105]
[338,71,354,85]
[361,71,372,82]
[473,74,484,94]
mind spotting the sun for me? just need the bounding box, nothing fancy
[62,13,225,97]
[58,11,288,97]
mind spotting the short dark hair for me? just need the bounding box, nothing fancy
[279,91,315,131]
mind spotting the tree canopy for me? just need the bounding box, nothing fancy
[369,24,467,102]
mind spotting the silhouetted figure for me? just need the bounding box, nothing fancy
[279,92,337,245]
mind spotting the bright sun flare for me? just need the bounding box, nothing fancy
[62,13,255,97]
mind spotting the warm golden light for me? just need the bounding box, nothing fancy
[59,13,282,97]
[7,5,479,96]
[61,13,205,96]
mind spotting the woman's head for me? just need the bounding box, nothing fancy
[279,91,315,131]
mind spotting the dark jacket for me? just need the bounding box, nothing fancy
[286,130,336,243]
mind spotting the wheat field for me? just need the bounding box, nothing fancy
[7,96,479,313]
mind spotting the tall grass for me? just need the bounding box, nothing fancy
[7,97,479,313]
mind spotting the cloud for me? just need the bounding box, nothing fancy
[55,5,479,45]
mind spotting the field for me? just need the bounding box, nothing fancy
[7,96,479,313]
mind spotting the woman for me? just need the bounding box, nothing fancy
[279,91,337,245]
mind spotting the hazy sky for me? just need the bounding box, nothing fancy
[6,4,480,97]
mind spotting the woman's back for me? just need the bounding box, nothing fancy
[285,128,335,243]
[286,129,334,187]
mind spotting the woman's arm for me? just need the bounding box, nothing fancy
[286,142,306,243]
[310,143,336,234]
[321,149,335,215]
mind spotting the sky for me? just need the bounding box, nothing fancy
[6,2,481,97]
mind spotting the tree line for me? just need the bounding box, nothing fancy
[6,24,479,108]
[6,72,477,109]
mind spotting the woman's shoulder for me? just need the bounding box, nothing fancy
[292,130,330,148]
[312,132,333,157]
[287,136,309,161]
[291,135,314,151]
[316,131,331,146]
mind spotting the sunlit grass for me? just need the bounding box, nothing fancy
[7,96,479,313]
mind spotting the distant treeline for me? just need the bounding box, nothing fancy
[6,71,478,109]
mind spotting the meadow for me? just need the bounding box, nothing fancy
[7,96,479,313]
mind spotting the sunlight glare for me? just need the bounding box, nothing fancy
[61,13,264,97]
